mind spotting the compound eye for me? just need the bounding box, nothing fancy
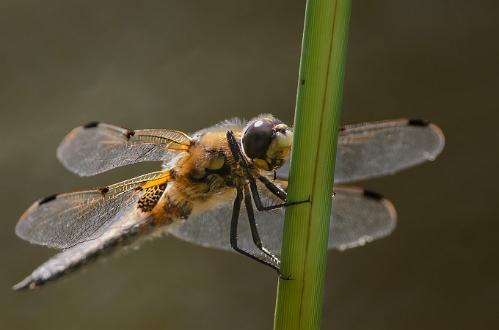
[242,119,274,160]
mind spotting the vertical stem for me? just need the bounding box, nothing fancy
[273,0,351,329]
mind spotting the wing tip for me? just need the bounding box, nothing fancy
[381,197,398,225]
[362,189,398,223]
[407,118,445,161]
[56,122,101,177]
[427,122,446,158]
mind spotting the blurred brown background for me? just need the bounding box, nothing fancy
[1,0,498,329]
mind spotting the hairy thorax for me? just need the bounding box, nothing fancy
[162,130,245,221]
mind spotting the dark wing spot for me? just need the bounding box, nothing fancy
[39,194,57,205]
[363,189,384,201]
[408,119,430,127]
[300,79,305,85]
[125,130,135,140]
[83,121,100,129]
[99,187,109,196]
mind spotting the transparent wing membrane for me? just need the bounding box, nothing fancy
[168,184,396,256]
[277,119,445,183]
[14,115,447,290]
[13,198,159,290]
[15,171,168,249]
[57,123,192,176]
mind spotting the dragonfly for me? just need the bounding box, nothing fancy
[13,114,445,290]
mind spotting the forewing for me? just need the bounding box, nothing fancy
[57,122,192,176]
[15,171,167,249]
[277,119,445,183]
[168,184,396,256]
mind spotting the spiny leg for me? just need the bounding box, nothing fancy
[256,174,287,201]
[226,130,295,278]
[252,174,310,212]
[226,130,244,164]
[230,187,280,272]
[243,184,281,267]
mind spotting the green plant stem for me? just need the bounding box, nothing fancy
[273,0,351,329]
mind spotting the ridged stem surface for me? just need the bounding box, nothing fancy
[273,0,351,329]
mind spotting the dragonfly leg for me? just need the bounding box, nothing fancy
[243,184,281,266]
[252,176,309,211]
[256,175,287,201]
[226,130,245,164]
[230,187,281,273]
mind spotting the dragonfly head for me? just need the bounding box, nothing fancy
[241,115,293,171]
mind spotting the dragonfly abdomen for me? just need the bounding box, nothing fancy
[13,210,173,290]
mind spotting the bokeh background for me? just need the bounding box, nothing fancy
[1,0,498,329]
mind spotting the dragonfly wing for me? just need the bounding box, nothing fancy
[168,189,283,258]
[168,183,396,256]
[276,119,445,183]
[15,171,169,249]
[13,199,158,290]
[326,185,396,250]
[57,122,192,176]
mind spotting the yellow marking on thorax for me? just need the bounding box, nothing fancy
[175,130,233,177]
